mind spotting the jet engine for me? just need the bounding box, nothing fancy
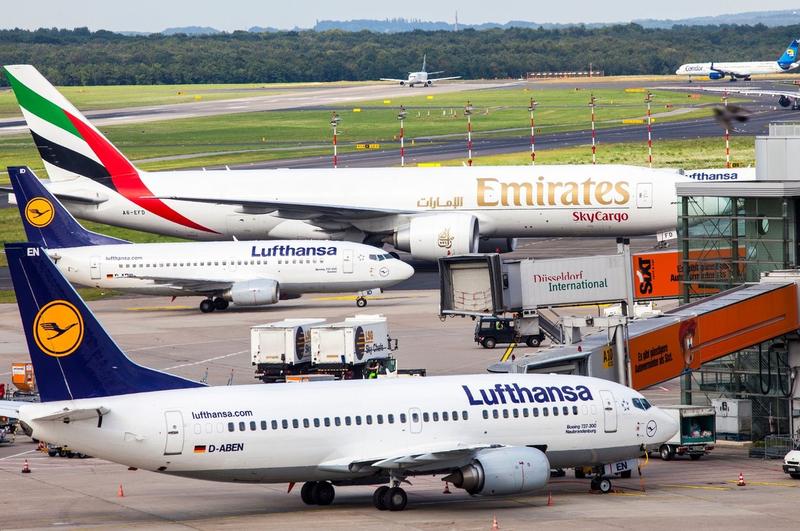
[426,80,433,86]
[779,95,793,108]
[393,214,479,260]
[708,72,724,80]
[477,237,518,254]
[443,447,550,496]
[223,279,280,306]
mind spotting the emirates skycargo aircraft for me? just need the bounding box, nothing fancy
[9,166,412,312]
[0,241,677,511]
[5,65,683,261]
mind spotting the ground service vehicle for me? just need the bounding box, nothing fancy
[654,406,716,460]
[475,317,545,349]
[783,444,800,479]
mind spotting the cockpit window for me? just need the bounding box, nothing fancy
[632,398,652,410]
[369,253,396,261]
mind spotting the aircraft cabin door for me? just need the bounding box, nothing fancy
[636,183,653,208]
[90,256,101,280]
[343,250,354,274]
[599,390,618,433]
[163,410,185,455]
[409,407,423,434]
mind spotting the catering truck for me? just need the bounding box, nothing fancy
[252,318,326,383]
[652,405,716,460]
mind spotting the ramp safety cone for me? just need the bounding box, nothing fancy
[117,484,125,497]
[491,515,500,530]
[442,482,451,494]
[737,472,746,487]
[547,491,554,506]
[21,459,31,473]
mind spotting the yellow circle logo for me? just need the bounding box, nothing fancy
[25,197,54,228]
[33,300,84,358]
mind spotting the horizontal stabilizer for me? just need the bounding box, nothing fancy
[33,406,109,422]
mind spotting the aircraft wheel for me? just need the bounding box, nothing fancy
[300,481,317,505]
[213,297,229,311]
[383,486,407,511]
[311,481,335,505]
[660,444,675,461]
[199,299,215,313]
[356,297,368,308]
[373,486,389,510]
[598,478,612,494]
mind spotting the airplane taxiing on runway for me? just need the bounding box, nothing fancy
[379,54,462,87]
[5,64,685,261]
[8,166,413,313]
[0,241,677,511]
[675,39,800,81]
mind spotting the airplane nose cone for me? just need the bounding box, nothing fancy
[649,407,679,444]
[395,260,415,281]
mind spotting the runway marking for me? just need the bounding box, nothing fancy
[0,449,37,460]
[127,337,246,353]
[725,480,798,488]
[662,484,731,491]
[311,294,426,301]
[125,305,194,311]
[164,349,248,370]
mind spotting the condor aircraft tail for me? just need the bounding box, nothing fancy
[9,166,129,248]
[778,39,799,69]
[3,65,214,234]
[6,242,204,402]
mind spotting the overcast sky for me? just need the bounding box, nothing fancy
[7,1,800,32]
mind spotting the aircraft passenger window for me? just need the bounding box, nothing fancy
[302,419,310,428]
[205,423,212,434]
[423,412,430,422]
[345,416,352,426]
[573,406,579,415]
[194,424,201,435]
[355,416,362,425]
[411,413,418,423]
[512,409,519,418]
[452,411,458,420]
[492,410,499,419]
[582,406,588,415]
[239,421,246,431]
[552,407,558,416]
[271,420,278,430]
[563,406,569,416]
[292,419,299,429]
[228,422,234,432]
[432,412,439,422]
[377,415,383,424]
[237,261,241,265]
[502,409,509,419]
[179,263,184,267]
[482,410,489,419]
[214,261,219,266]
[543,408,549,417]
[591,405,597,414]
[400,413,407,423]
[335,417,341,426]
[443,411,449,421]
[282,420,288,429]
[216,423,223,433]
[523,409,529,418]
[250,421,256,431]
[388,414,394,424]
[323,418,329,427]
[533,408,539,417]
[365,415,372,425]
[462,411,468,420]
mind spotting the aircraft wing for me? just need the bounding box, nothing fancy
[154,195,412,221]
[379,78,406,82]
[128,275,235,293]
[429,76,461,82]
[318,442,496,473]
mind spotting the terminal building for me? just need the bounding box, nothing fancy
[441,123,800,449]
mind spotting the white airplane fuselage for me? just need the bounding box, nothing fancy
[19,374,677,483]
[50,240,412,297]
[50,165,682,242]
[676,61,798,78]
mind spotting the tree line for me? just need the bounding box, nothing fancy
[1,24,798,85]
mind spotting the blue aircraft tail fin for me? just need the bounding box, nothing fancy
[6,242,204,402]
[8,166,129,248]
[778,39,799,69]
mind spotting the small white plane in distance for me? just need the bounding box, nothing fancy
[0,241,678,511]
[380,54,461,87]
[675,39,800,81]
[8,166,413,313]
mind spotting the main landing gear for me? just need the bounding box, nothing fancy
[300,481,335,506]
[372,485,408,511]
[199,297,229,313]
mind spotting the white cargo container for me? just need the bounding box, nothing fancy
[311,314,394,366]
[251,319,326,366]
[711,398,752,440]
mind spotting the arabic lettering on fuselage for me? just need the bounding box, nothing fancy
[251,245,338,257]
[417,196,465,209]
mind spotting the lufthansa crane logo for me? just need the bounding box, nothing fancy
[646,420,657,438]
[25,197,54,228]
[33,300,84,357]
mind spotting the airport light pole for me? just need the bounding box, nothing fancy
[528,98,538,165]
[465,101,474,166]
[397,106,408,167]
[722,92,731,168]
[589,94,597,164]
[330,112,341,168]
[645,91,654,168]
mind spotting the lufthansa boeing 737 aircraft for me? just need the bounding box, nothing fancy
[9,166,413,312]
[0,242,677,511]
[4,65,685,261]
[380,54,461,87]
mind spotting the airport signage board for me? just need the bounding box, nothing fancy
[520,254,631,307]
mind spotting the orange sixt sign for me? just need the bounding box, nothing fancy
[476,177,630,207]
[632,248,744,299]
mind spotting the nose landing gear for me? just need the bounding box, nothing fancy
[356,296,368,308]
